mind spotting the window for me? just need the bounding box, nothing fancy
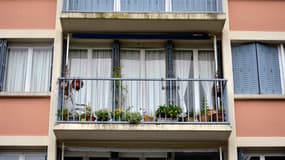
[232,43,284,94]
[0,153,46,160]
[3,46,52,92]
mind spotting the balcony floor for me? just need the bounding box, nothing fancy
[54,123,231,141]
[61,12,226,33]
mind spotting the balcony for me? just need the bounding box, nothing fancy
[54,78,231,141]
[60,0,226,32]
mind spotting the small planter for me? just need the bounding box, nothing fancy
[71,79,84,91]
[86,116,96,121]
[143,115,154,122]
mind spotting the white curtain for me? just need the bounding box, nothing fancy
[90,49,112,110]
[174,50,193,113]
[198,51,215,109]
[69,49,112,111]
[121,50,141,112]
[5,48,28,92]
[145,50,166,115]
[121,49,165,115]
[30,48,52,92]
[69,49,88,109]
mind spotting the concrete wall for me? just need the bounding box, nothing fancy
[0,97,50,136]
[229,0,285,31]
[0,0,57,29]
[235,99,285,137]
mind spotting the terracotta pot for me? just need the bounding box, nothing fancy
[86,116,96,121]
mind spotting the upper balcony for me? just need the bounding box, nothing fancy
[60,0,226,32]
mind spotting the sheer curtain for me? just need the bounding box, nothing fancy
[145,50,166,115]
[198,51,215,109]
[90,49,112,110]
[31,48,52,92]
[69,50,88,109]
[121,50,141,112]
[174,50,193,113]
[5,48,28,92]
[120,49,165,115]
[69,49,112,111]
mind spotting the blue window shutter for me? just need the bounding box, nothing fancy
[256,43,281,94]
[0,40,7,91]
[232,43,259,94]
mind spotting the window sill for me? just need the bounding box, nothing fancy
[235,94,285,100]
[0,92,50,97]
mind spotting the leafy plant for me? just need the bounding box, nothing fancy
[95,109,110,121]
[58,108,69,121]
[112,109,127,121]
[155,105,168,118]
[155,104,182,119]
[127,112,142,124]
[168,104,182,119]
[200,96,209,115]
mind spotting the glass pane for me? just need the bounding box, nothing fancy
[0,155,19,160]
[265,156,285,160]
[249,157,260,160]
[26,155,45,160]
[30,48,52,92]
[5,48,28,92]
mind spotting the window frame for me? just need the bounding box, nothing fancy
[3,45,53,93]
[232,43,285,95]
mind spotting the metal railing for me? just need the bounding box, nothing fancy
[57,78,228,124]
[62,0,223,13]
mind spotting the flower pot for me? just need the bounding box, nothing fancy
[86,116,96,121]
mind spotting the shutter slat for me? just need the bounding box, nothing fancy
[232,43,259,94]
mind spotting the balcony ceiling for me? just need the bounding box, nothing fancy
[60,13,226,33]
[54,123,231,142]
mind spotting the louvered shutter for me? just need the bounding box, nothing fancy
[256,43,281,94]
[232,43,259,94]
[0,40,7,91]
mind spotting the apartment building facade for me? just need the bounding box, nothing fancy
[0,0,284,160]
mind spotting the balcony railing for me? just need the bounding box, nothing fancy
[62,0,223,13]
[57,78,228,124]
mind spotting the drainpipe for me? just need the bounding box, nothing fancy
[61,142,65,160]
[65,33,71,77]
[219,146,223,160]
[210,34,218,78]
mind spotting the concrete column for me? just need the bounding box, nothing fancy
[47,0,63,160]
[222,0,238,160]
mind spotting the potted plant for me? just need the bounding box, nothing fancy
[155,105,168,119]
[200,96,209,122]
[143,114,154,122]
[112,109,127,121]
[57,108,69,121]
[127,112,142,124]
[167,104,182,120]
[95,109,110,121]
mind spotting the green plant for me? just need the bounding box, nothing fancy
[58,108,69,121]
[200,96,209,115]
[112,109,127,121]
[168,104,182,119]
[127,112,142,124]
[155,104,182,119]
[155,105,168,118]
[95,109,110,121]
